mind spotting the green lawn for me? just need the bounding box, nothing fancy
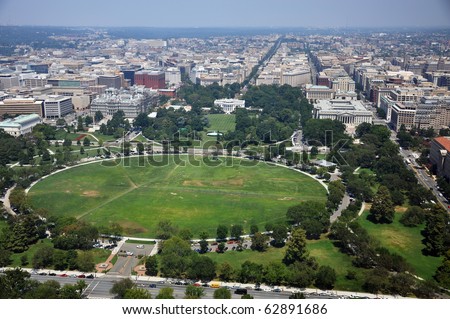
[54,130,87,141]
[308,238,366,291]
[91,248,112,264]
[358,211,442,280]
[206,247,286,270]
[202,114,236,145]
[131,134,149,143]
[9,239,54,267]
[206,114,236,133]
[206,238,365,291]
[29,155,327,238]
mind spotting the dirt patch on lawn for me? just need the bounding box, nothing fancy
[395,206,408,213]
[119,220,148,234]
[82,190,100,197]
[212,178,244,187]
[183,180,205,187]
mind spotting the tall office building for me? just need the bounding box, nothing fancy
[134,70,165,89]
[98,75,122,89]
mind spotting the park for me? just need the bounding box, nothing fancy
[28,155,327,238]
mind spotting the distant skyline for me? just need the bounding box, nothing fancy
[0,0,450,29]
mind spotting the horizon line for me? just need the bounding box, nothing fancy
[1,24,450,30]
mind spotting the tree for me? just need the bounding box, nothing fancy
[145,255,158,276]
[263,262,287,286]
[287,262,316,288]
[187,255,216,281]
[216,225,228,241]
[315,265,337,290]
[369,186,395,224]
[77,116,84,132]
[218,262,235,281]
[59,284,81,299]
[159,237,193,278]
[124,288,152,299]
[178,228,193,241]
[94,111,104,122]
[271,224,288,247]
[199,238,209,254]
[83,137,90,147]
[76,251,95,272]
[42,149,52,162]
[0,268,34,298]
[80,146,85,155]
[239,261,263,284]
[423,206,449,256]
[241,293,254,299]
[84,116,93,127]
[110,278,135,299]
[0,249,11,267]
[156,219,177,240]
[26,280,60,299]
[400,206,425,227]
[363,268,390,294]
[155,287,175,299]
[213,287,231,299]
[283,228,310,265]
[250,225,259,235]
[217,242,225,253]
[434,251,450,289]
[388,273,414,297]
[184,285,205,299]
[251,232,268,252]
[230,224,243,240]
[32,246,54,269]
[310,146,318,157]
[53,250,68,271]
[286,201,329,238]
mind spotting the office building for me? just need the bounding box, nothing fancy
[135,70,165,89]
[0,98,44,117]
[42,95,73,118]
[98,74,122,89]
[389,102,416,131]
[430,136,450,180]
[313,100,372,128]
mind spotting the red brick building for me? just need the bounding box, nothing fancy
[134,71,165,89]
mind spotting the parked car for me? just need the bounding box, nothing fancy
[149,284,157,288]
[77,274,86,278]
[86,274,94,279]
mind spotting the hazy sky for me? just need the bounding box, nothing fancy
[0,0,449,28]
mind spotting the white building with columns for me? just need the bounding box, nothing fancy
[313,99,373,129]
[214,98,245,114]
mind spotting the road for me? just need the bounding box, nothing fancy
[1,183,17,216]
[28,274,340,299]
[398,147,449,211]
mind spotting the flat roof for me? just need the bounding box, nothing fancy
[434,136,450,152]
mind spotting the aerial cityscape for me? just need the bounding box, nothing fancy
[0,0,450,302]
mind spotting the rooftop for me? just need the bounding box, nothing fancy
[434,136,450,152]
[0,114,41,128]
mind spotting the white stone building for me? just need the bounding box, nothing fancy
[0,114,42,137]
[214,99,245,114]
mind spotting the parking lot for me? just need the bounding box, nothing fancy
[108,242,154,276]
